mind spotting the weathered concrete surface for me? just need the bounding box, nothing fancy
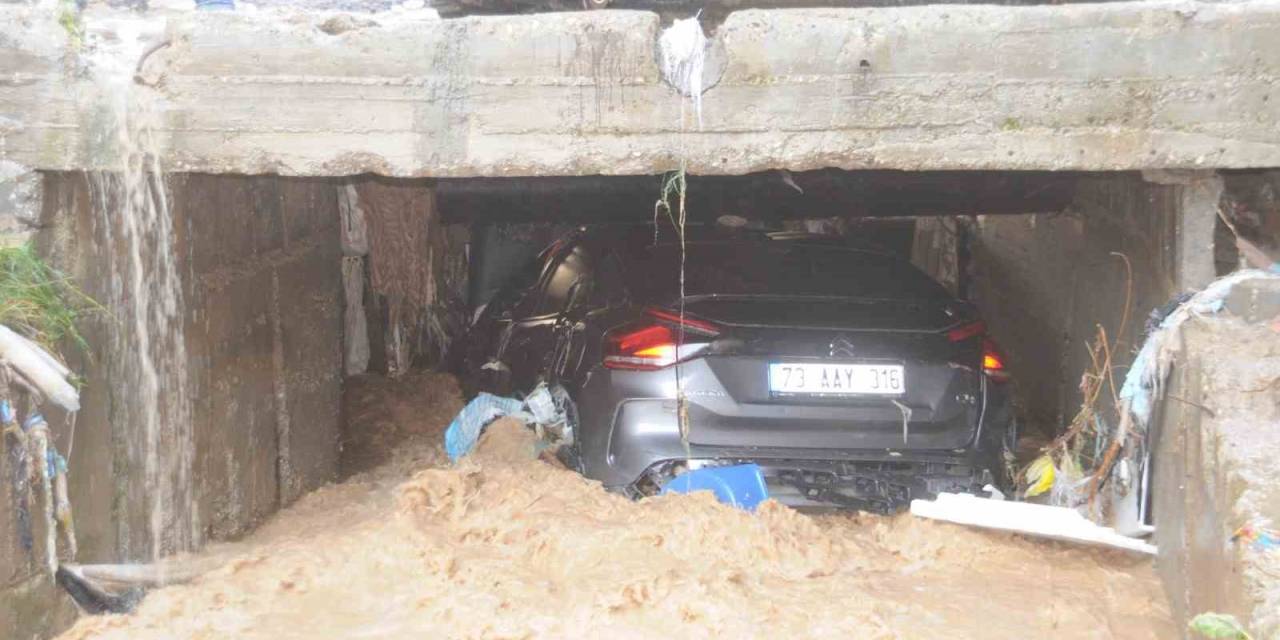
[1148,170,1223,291]
[0,163,40,247]
[1151,277,1280,638]
[960,174,1181,432]
[173,173,344,535]
[0,173,343,639]
[273,180,343,505]
[4,2,1280,177]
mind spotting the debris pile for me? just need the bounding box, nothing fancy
[0,245,92,577]
[443,383,570,462]
[1023,269,1280,532]
[340,369,463,474]
[58,375,1173,639]
[0,325,81,575]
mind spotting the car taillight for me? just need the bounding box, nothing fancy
[946,320,1009,382]
[982,337,1010,382]
[603,308,719,371]
[947,320,986,342]
[643,307,720,335]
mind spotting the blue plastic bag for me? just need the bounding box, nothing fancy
[661,463,769,511]
[443,393,526,462]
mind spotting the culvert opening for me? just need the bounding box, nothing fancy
[19,166,1280,639]
[434,169,1113,446]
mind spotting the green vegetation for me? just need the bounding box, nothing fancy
[58,0,84,50]
[1190,613,1253,640]
[0,243,98,359]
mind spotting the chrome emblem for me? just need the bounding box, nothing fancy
[829,336,856,358]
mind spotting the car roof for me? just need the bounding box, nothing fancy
[577,223,896,256]
[568,224,948,303]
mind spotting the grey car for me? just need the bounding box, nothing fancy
[462,224,1017,513]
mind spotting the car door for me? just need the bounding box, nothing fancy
[550,248,629,390]
[500,240,594,392]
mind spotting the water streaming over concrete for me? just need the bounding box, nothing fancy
[83,15,198,563]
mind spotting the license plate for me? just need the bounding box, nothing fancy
[768,362,905,395]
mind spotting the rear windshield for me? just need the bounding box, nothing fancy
[621,242,949,301]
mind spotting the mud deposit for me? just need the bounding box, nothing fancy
[61,375,1173,639]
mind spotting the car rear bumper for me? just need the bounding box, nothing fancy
[633,456,997,514]
[574,368,1015,511]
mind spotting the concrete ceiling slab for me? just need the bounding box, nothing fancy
[3,1,1280,176]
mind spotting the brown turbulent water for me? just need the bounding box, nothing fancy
[60,374,1173,639]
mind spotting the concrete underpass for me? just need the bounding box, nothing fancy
[2,1,1279,638]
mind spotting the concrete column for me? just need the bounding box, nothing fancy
[1144,169,1222,291]
[1178,177,1223,291]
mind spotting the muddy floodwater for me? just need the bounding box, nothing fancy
[61,374,1173,639]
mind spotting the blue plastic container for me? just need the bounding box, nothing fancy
[661,463,769,511]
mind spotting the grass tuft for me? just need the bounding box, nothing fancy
[0,243,99,360]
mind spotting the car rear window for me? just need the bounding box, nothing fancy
[621,242,949,301]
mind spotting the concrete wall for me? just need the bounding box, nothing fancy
[1150,277,1280,638]
[962,174,1189,434]
[177,174,344,534]
[0,164,39,247]
[0,173,343,639]
[4,2,1280,177]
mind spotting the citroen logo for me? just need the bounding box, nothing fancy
[829,336,856,358]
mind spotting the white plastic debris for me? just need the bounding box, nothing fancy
[658,15,709,127]
[0,325,80,412]
[8,327,70,378]
[338,185,368,257]
[524,384,558,424]
[981,484,1006,501]
[910,492,1156,555]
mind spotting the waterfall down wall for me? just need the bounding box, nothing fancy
[0,173,345,637]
